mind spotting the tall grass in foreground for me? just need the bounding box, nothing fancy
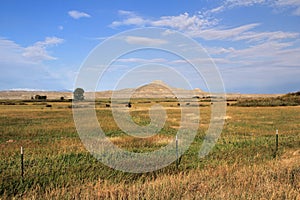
[19,157,300,199]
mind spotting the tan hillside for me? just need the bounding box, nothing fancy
[0,81,284,100]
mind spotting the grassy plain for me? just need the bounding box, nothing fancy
[0,99,299,199]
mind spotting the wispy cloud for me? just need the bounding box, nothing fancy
[203,0,268,15]
[111,10,299,43]
[207,6,226,14]
[196,24,298,42]
[234,30,299,42]
[225,0,267,8]
[208,0,300,16]
[117,58,168,64]
[190,23,260,40]
[68,10,91,19]
[125,36,168,45]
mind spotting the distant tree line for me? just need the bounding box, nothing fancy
[33,95,47,100]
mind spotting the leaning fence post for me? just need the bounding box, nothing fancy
[21,146,24,178]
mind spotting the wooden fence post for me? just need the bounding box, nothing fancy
[21,146,24,178]
[176,135,179,169]
[275,129,279,152]
[273,130,279,158]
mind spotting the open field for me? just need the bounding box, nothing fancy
[0,99,299,199]
[0,90,283,100]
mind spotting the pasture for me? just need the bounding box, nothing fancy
[0,99,299,199]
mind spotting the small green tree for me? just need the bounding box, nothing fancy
[73,88,84,101]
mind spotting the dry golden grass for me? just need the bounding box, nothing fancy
[0,101,299,199]
[20,153,300,199]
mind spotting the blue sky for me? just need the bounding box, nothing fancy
[0,0,300,93]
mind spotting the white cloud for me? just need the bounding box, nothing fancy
[117,58,168,63]
[190,23,260,40]
[150,12,216,31]
[114,17,146,27]
[208,6,226,14]
[206,46,235,55]
[111,11,217,30]
[111,10,147,27]
[111,10,299,43]
[38,37,64,46]
[210,0,300,16]
[225,0,267,8]
[23,46,56,61]
[170,59,187,64]
[22,37,64,62]
[234,31,299,42]
[112,10,299,44]
[203,0,268,16]
[68,10,91,19]
[118,10,135,16]
[229,41,293,59]
[125,36,168,45]
[275,46,300,66]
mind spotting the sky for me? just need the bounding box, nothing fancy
[0,0,300,93]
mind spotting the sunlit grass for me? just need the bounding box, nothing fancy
[0,101,299,199]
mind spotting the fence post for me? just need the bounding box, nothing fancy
[21,146,24,178]
[273,130,279,158]
[176,135,179,169]
[275,129,279,152]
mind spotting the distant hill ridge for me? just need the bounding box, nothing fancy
[132,80,205,98]
[0,80,205,100]
[0,80,284,100]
